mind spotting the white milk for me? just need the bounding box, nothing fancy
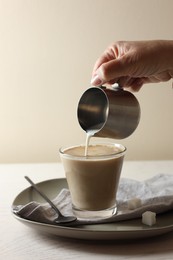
[84,130,96,156]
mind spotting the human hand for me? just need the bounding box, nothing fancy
[91,40,173,91]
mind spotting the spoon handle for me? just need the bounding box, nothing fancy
[24,176,63,217]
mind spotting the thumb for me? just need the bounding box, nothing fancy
[91,55,131,86]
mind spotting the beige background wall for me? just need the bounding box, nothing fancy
[0,0,173,163]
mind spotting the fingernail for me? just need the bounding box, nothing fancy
[90,74,103,86]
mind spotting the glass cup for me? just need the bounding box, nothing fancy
[59,142,126,219]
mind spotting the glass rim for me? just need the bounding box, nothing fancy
[59,142,126,160]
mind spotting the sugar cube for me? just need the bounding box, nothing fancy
[127,197,142,210]
[142,211,156,226]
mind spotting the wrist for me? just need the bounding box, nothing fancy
[162,40,173,78]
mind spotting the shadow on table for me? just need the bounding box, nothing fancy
[38,231,173,257]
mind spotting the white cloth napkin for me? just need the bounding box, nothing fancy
[13,173,173,226]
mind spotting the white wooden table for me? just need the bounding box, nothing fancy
[1,161,173,260]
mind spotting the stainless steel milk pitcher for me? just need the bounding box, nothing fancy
[77,85,140,139]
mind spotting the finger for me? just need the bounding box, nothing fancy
[97,55,132,83]
[91,58,124,86]
[124,78,144,92]
[92,54,112,77]
[116,76,131,87]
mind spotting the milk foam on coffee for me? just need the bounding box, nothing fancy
[65,144,121,157]
[60,143,125,211]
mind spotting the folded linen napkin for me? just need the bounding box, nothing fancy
[13,174,173,226]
